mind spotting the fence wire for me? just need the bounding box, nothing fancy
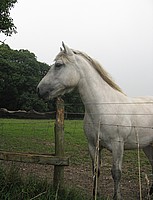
[64,101,153,199]
[0,101,153,199]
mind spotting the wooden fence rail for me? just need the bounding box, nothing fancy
[0,151,69,166]
[0,97,68,190]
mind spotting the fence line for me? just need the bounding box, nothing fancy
[1,100,153,198]
[0,98,68,191]
[65,111,153,116]
[84,122,153,130]
[64,101,153,106]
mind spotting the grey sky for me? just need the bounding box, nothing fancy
[0,0,153,96]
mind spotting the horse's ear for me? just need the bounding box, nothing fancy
[62,41,73,56]
[60,47,63,51]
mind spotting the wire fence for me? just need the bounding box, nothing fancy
[65,101,153,199]
[0,101,153,199]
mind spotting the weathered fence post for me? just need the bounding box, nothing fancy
[53,97,65,190]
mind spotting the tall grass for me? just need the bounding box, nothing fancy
[0,165,90,200]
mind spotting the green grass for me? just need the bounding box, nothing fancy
[0,118,152,199]
[64,120,89,163]
[0,119,91,199]
[0,165,90,200]
[0,119,89,164]
[0,119,55,153]
[0,118,151,167]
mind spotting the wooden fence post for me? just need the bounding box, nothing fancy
[53,97,65,190]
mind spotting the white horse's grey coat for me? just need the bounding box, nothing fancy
[37,42,153,199]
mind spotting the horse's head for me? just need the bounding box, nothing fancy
[37,42,80,100]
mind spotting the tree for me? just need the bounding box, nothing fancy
[0,0,17,36]
[0,43,50,111]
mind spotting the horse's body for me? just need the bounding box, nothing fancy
[37,42,153,199]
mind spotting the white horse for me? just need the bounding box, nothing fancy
[37,42,153,199]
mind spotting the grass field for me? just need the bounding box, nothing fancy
[0,118,91,200]
[0,119,89,164]
[0,118,151,165]
[0,118,152,199]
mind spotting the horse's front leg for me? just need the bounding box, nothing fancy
[111,140,124,200]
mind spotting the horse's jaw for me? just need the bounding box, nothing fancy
[37,82,75,100]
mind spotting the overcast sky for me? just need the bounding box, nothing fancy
[0,0,153,97]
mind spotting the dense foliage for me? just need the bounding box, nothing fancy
[0,44,50,111]
[0,0,17,36]
[0,44,84,113]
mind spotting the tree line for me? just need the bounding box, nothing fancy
[0,44,84,113]
[0,1,84,114]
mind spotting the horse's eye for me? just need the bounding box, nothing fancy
[55,62,63,68]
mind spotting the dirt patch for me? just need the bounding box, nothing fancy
[0,160,152,200]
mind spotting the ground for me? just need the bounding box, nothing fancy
[0,158,152,200]
[1,119,153,199]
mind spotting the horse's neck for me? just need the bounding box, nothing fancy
[77,63,126,108]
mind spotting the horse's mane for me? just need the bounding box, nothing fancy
[57,49,124,94]
[73,50,124,94]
